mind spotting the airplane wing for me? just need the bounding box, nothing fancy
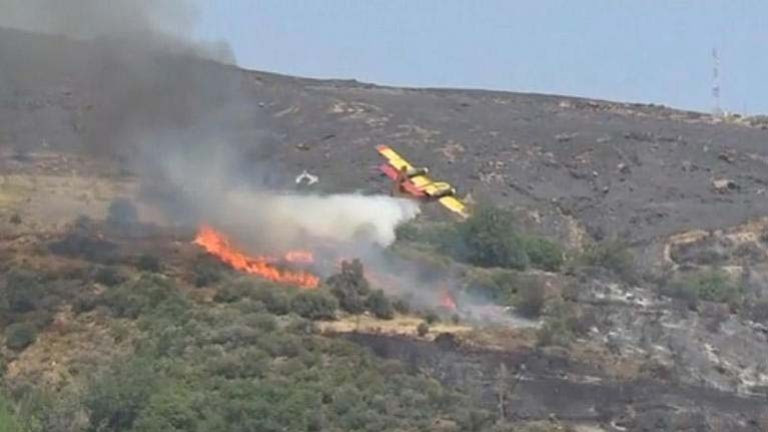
[376,145,414,171]
[438,196,469,218]
[376,144,469,218]
[376,145,432,196]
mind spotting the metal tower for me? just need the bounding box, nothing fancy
[712,48,723,117]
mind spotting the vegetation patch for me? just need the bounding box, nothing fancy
[661,269,742,308]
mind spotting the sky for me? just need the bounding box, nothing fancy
[196,1,768,114]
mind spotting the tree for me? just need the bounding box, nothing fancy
[326,260,370,314]
[523,237,564,272]
[366,289,394,320]
[452,206,529,270]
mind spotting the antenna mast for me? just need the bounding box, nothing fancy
[712,48,723,117]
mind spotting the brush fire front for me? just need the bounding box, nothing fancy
[194,225,320,288]
[193,224,462,312]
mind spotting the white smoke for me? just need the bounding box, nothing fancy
[214,191,420,249]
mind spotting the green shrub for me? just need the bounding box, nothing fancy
[581,238,636,281]
[664,269,741,305]
[366,290,394,320]
[100,276,179,319]
[291,291,338,320]
[450,206,529,270]
[5,322,37,351]
[524,236,564,272]
[327,260,370,314]
[0,394,23,432]
[464,269,520,305]
[213,284,247,304]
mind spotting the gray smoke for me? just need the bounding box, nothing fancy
[0,0,419,256]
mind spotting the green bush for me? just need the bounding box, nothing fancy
[664,269,741,305]
[291,291,338,321]
[523,236,564,272]
[0,394,24,432]
[366,289,394,320]
[327,260,370,314]
[5,322,37,351]
[450,206,529,270]
[99,276,179,319]
[581,238,636,282]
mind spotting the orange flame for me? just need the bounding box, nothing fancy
[440,290,458,311]
[285,250,314,264]
[194,225,319,289]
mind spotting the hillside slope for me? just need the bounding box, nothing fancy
[3,27,768,249]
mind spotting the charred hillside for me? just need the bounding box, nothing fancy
[4,27,768,248]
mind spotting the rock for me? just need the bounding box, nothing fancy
[681,160,698,172]
[555,132,577,142]
[617,163,631,174]
[718,152,736,164]
[712,178,740,193]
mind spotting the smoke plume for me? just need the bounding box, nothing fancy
[0,0,419,254]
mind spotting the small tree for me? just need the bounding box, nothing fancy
[524,237,564,272]
[327,260,370,314]
[366,289,394,320]
[451,205,529,270]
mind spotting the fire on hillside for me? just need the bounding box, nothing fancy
[193,225,320,289]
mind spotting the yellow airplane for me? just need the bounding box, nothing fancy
[376,144,469,218]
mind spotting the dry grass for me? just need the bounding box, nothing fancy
[317,313,472,340]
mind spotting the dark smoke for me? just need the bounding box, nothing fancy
[0,0,419,254]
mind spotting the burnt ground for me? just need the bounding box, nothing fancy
[3,27,768,249]
[347,333,768,431]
